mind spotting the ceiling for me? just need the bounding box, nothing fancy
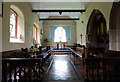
[31,2,88,19]
[4,0,116,2]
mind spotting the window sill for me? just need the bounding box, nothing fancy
[10,38,24,43]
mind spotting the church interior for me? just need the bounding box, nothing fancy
[1,0,120,82]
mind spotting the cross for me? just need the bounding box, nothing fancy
[80,34,83,44]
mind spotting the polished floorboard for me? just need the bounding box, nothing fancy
[43,55,84,82]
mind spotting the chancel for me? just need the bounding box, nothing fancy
[1,0,120,82]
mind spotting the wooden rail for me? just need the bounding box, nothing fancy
[2,58,42,81]
[38,46,50,54]
[85,57,120,81]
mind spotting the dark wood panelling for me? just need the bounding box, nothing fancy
[2,49,22,58]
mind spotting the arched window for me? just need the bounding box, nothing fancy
[9,5,24,43]
[10,9,17,38]
[33,24,37,41]
[54,27,67,42]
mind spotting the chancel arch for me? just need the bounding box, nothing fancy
[86,9,109,49]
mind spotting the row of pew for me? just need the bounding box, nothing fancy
[69,44,120,81]
[2,46,51,81]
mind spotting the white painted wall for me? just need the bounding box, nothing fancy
[76,2,113,48]
[39,21,43,45]
[76,14,86,45]
[2,2,40,51]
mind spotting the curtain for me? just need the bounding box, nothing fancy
[49,25,57,40]
[62,26,71,40]
[49,25,71,40]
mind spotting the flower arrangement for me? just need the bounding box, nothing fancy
[29,48,39,53]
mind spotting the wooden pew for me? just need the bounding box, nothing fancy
[105,50,120,57]
[71,45,85,61]
[38,46,50,54]
[84,48,120,81]
[85,57,120,81]
[38,46,51,63]
[2,58,42,81]
[85,47,105,58]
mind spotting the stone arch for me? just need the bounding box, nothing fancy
[86,9,109,48]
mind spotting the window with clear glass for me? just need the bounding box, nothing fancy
[54,27,67,42]
[10,9,17,38]
[33,24,37,41]
[9,5,25,43]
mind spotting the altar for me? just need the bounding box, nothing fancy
[56,42,66,49]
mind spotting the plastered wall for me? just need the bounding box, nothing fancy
[42,16,77,48]
[39,21,43,45]
[2,2,41,51]
[76,2,113,48]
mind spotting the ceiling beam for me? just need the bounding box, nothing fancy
[32,9,85,13]
[39,18,79,21]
